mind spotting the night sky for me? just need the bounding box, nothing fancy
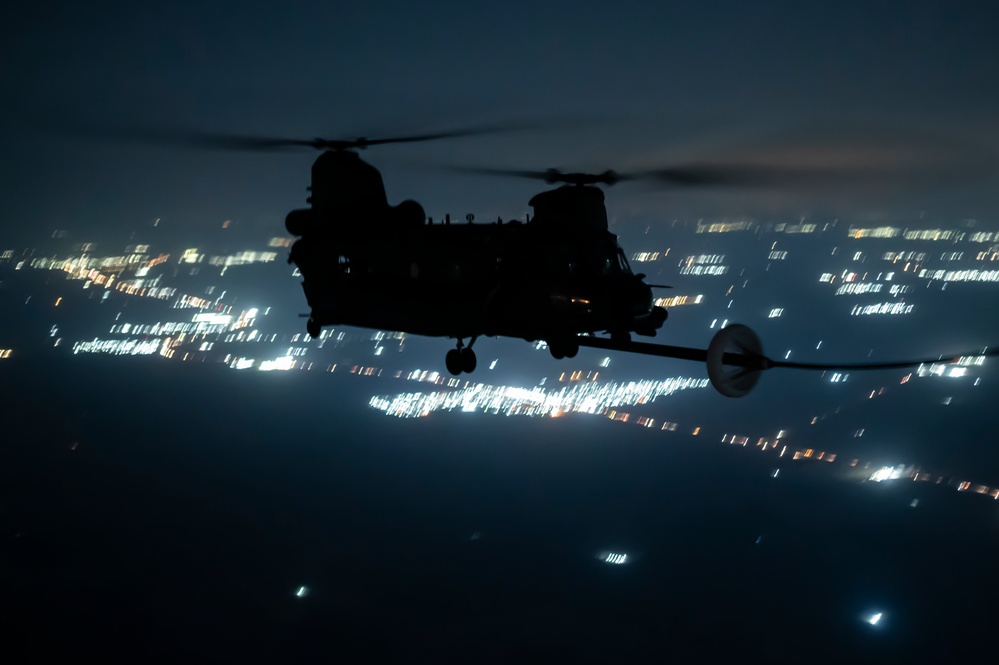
[3,2,999,661]
[3,1,999,238]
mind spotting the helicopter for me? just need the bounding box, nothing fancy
[285,150,669,378]
[272,131,999,397]
[61,121,999,396]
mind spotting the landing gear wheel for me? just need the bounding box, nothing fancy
[460,348,477,373]
[445,349,463,375]
[306,318,321,339]
[549,337,579,359]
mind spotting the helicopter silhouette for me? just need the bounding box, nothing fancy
[271,131,999,397]
[286,151,671,379]
[61,121,999,396]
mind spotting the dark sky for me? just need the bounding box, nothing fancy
[2,1,999,240]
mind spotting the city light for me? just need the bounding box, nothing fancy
[369,375,710,419]
[597,552,629,565]
[8,214,999,515]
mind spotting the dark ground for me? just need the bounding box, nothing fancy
[2,355,998,663]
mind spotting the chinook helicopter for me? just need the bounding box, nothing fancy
[63,121,999,396]
[272,131,999,397]
[285,151,669,379]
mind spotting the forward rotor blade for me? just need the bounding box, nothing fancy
[634,162,981,189]
[447,166,631,186]
[444,166,559,181]
[451,122,996,192]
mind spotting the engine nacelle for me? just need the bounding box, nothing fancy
[285,208,312,236]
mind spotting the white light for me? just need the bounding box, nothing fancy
[192,312,232,325]
[259,356,296,371]
[868,612,882,626]
[295,586,309,598]
[870,466,906,482]
[597,551,629,565]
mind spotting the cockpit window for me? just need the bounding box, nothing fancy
[617,249,632,274]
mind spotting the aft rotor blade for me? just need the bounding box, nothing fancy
[38,118,318,151]
[359,123,534,148]
[44,118,535,152]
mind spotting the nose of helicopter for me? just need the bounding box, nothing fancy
[604,275,655,321]
[632,276,654,315]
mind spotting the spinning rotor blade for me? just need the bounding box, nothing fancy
[45,118,533,152]
[638,123,998,191]
[445,166,562,181]
[447,166,632,186]
[455,158,993,191]
[636,161,986,190]
[452,124,996,191]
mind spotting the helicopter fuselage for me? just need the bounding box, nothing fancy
[294,219,661,341]
[286,150,667,373]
